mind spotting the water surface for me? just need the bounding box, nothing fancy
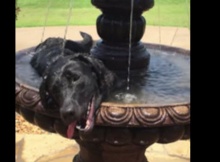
[16,45,190,105]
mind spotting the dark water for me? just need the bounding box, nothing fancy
[16,47,190,105]
[16,50,42,89]
[108,48,190,104]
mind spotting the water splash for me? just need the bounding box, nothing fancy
[127,0,135,91]
[61,0,74,55]
[115,92,138,104]
[41,0,52,43]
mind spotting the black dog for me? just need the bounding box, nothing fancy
[30,32,117,138]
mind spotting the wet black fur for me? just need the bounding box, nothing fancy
[30,32,117,125]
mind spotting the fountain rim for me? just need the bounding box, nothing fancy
[16,43,190,127]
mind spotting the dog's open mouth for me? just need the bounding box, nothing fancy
[67,96,95,139]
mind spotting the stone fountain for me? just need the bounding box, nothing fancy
[15,0,190,162]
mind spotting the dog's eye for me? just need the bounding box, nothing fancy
[64,71,80,82]
[72,74,80,81]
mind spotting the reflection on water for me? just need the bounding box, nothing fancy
[16,50,42,88]
[16,47,190,105]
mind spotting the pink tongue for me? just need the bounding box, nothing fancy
[67,122,76,139]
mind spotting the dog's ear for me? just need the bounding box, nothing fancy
[78,32,93,53]
[39,67,60,110]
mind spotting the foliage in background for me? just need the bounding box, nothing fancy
[16,0,190,28]
[16,7,20,20]
[16,0,20,20]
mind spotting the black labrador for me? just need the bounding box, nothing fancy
[30,32,117,138]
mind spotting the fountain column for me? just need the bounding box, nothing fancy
[91,0,154,76]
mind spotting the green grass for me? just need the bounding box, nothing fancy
[144,0,190,27]
[16,8,101,27]
[16,0,190,28]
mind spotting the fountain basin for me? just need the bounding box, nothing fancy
[16,43,190,162]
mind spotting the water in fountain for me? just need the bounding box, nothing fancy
[108,46,190,104]
[16,44,190,105]
[127,0,134,91]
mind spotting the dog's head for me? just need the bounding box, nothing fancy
[40,53,116,138]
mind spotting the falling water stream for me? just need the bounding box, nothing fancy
[40,0,73,54]
[157,0,161,49]
[127,0,134,91]
[61,0,74,55]
[41,0,52,43]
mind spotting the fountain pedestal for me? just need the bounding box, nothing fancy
[91,0,154,75]
[72,125,189,162]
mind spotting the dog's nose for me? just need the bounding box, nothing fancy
[60,107,77,122]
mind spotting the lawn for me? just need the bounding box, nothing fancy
[16,0,190,28]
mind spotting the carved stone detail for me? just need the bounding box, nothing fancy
[16,89,40,108]
[97,106,133,125]
[134,107,166,126]
[95,103,190,127]
[16,82,190,128]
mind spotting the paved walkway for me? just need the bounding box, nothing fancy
[16,26,190,162]
[16,25,190,51]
